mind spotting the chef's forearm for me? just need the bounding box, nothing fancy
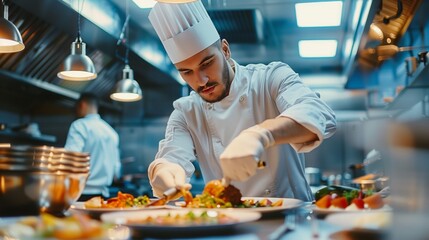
[258,117,318,145]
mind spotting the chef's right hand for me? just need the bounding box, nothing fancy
[149,161,190,199]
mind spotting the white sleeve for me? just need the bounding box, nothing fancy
[150,109,196,182]
[269,64,337,152]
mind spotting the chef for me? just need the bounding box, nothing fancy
[147,0,336,201]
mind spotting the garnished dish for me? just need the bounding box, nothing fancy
[176,180,303,213]
[100,209,261,234]
[0,213,108,239]
[181,180,283,208]
[83,191,151,208]
[126,210,237,226]
[70,192,169,219]
[313,185,390,214]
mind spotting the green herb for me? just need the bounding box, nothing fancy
[343,190,359,205]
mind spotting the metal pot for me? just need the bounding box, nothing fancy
[305,167,321,186]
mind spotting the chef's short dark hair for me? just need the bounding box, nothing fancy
[78,92,98,108]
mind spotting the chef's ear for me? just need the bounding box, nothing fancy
[221,39,231,59]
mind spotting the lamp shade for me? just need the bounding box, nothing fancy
[0,6,25,53]
[57,38,97,81]
[110,65,142,102]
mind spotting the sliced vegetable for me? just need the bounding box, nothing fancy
[315,195,332,209]
[363,193,385,209]
[351,198,365,209]
[258,198,272,207]
[331,196,348,209]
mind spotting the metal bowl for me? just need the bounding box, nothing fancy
[0,171,88,216]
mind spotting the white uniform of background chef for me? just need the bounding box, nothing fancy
[147,0,337,201]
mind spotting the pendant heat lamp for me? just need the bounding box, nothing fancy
[57,0,96,81]
[110,64,142,102]
[110,1,142,102]
[0,1,25,53]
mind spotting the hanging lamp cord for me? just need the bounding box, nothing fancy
[115,1,130,65]
[125,0,130,65]
[2,0,7,19]
[76,0,84,42]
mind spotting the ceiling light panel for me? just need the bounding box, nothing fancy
[132,0,156,9]
[299,40,338,58]
[295,1,343,27]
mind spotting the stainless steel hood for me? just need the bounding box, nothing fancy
[2,0,426,120]
[1,0,182,118]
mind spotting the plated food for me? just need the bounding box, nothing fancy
[314,185,386,211]
[181,180,284,208]
[312,185,391,219]
[83,191,151,208]
[100,209,261,233]
[174,180,303,213]
[84,191,151,208]
[70,192,171,219]
[126,210,238,226]
[0,213,107,239]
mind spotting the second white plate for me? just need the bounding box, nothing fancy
[325,211,393,229]
[101,209,261,233]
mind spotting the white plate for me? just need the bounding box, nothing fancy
[325,211,393,229]
[175,197,304,213]
[101,209,261,233]
[312,204,392,216]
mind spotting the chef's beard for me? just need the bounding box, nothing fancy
[199,57,232,103]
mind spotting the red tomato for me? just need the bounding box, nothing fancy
[351,198,365,209]
[331,196,348,209]
[315,195,331,209]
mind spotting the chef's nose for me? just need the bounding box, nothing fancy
[197,72,209,86]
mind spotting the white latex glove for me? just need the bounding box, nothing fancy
[149,161,191,199]
[220,125,275,181]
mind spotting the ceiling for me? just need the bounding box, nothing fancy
[122,0,361,75]
[0,0,424,120]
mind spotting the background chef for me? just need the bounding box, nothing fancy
[147,0,337,201]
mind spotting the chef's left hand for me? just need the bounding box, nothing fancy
[220,125,275,181]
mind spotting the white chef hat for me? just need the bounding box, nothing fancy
[148,1,220,64]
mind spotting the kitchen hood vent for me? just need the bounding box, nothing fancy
[0,0,182,118]
[358,0,422,68]
[208,9,264,44]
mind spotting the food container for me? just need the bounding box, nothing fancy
[305,167,321,186]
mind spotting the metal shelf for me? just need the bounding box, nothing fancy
[0,130,56,146]
[387,64,429,110]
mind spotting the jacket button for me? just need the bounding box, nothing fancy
[264,189,271,195]
[239,95,245,103]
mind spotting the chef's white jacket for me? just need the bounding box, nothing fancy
[151,61,336,201]
[65,114,121,197]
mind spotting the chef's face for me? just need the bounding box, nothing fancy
[175,39,234,103]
